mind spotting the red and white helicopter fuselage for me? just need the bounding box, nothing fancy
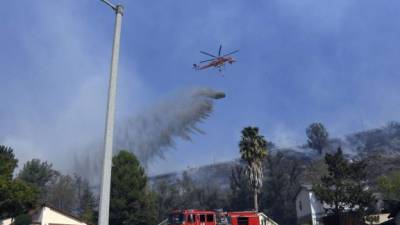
[193,45,238,72]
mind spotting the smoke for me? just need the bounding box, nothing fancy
[115,88,225,165]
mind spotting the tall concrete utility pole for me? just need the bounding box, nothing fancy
[98,1,123,225]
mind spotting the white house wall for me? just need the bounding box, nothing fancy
[0,218,13,225]
[309,192,324,225]
[41,207,86,225]
[296,189,312,219]
[258,212,278,225]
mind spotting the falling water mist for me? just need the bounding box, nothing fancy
[73,87,225,185]
[116,88,225,165]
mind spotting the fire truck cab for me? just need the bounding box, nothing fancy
[168,210,217,225]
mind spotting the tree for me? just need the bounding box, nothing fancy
[261,152,302,225]
[110,150,156,225]
[153,180,180,222]
[14,214,32,225]
[378,170,400,201]
[0,145,18,180]
[0,179,38,219]
[0,146,38,219]
[229,163,253,211]
[153,169,230,220]
[239,127,268,212]
[17,159,59,200]
[176,171,198,208]
[77,179,97,225]
[195,177,228,210]
[18,159,58,188]
[19,165,97,222]
[46,174,76,213]
[313,148,374,222]
[69,174,98,224]
[306,123,329,154]
[302,158,328,185]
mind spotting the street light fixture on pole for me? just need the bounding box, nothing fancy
[98,1,123,225]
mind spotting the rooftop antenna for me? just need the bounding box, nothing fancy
[98,1,124,225]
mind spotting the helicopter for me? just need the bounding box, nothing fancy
[193,45,239,72]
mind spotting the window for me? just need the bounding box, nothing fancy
[299,200,303,211]
[187,214,196,223]
[168,214,184,225]
[206,214,214,222]
[237,217,248,225]
[217,215,228,224]
[200,215,206,222]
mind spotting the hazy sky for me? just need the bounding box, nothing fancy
[1,0,400,175]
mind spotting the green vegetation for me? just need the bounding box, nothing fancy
[147,122,400,225]
[110,150,157,225]
[18,159,59,199]
[229,164,253,211]
[306,122,329,154]
[313,148,374,222]
[0,145,18,180]
[239,126,268,212]
[14,214,32,225]
[378,170,400,201]
[153,169,228,222]
[0,145,38,220]
[3,121,400,225]
[261,152,302,225]
[75,175,97,224]
[0,145,97,224]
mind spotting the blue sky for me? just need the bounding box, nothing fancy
[1,0,400,175]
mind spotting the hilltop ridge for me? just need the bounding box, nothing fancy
[150,121,400,186]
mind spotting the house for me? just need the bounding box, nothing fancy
[0,203,88,225]
[365,213,391,224]
[295,186,390,225]
[294,185,325,225]
[258,212,279,225]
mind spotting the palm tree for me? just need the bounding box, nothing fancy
[239,127,268,212]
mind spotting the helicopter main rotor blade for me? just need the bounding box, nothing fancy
[200,51,216,58]
[222,50,239,57]
[200,59,215,63]
[218,45,222,56]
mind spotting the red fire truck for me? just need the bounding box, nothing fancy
[166,209,278,225]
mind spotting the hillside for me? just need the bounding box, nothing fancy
[150,122,400,187]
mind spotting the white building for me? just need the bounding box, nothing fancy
[258,212,279,225]
[294,185,390,225]
[294,185,325,225]
[0,203,88,225]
